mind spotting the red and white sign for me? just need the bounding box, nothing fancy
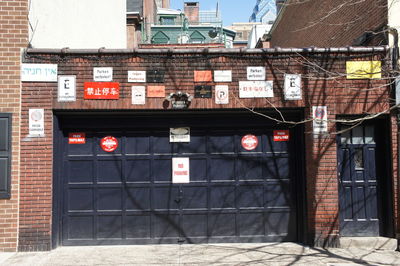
[273,130,289,142]
[172,157,190,183]
[215,85,229,104]
[239,81,274,98]
[241,134,259,151]
[100,136,118,152]
[69,133,86,144]
[84,82,120,99]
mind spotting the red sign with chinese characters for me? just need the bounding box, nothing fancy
[69,133,86,144]
[100,136,118,152]
[241,134,258,151]
[84,82,120,99]
[273,130,290,142]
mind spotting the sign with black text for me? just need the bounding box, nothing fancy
[58,75,76,102]
[284,74,302,100]
[93,67,113,81]
[247,67,265,80]
[29,109,45,137]
[312,106,328,134]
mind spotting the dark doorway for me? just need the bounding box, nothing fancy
[337,120,393,237]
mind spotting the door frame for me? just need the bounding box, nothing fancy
[336,117,394,238]
[51,109,307,248]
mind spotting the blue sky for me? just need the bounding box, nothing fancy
[170,0,255,26]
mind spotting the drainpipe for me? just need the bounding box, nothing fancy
[389,26,400,244]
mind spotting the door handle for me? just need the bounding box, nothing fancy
[174,188,183,203]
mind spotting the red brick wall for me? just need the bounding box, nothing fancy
[20,49,392,249]
[271,0,388,48]
[0,0,28,252]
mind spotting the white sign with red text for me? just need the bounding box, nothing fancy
[239,81,273,98]
[172,157,190,183]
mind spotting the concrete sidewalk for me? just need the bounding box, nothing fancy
[1,243,400,266]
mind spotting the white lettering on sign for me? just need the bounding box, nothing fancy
[247,67,265,80]
[58,75,76,102]
[239,81,273,98]
[172,157,190,183]
[284,74,302,100]
[132,86,146,105]
[215,85,229,104]
[21,64,58,82]
[93,67,113,81]
[128,71,146,83]
[170,127,190,143]
[312,106,328,134]
[29,109,45,137]
[214,70,232,82]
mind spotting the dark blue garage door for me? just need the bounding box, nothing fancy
[58,114,299,245]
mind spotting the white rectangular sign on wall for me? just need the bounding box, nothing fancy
[131,86,146,105]
[239,81,273,98]
[172,157,190,183]
[58,75,76,102]
[247,67,265,80]
[284,74,302,100]
[21,64,58,82]
[29,109,45,137]
[93,67,113,81]
[312,106,328,134]
[128,71,146,83]
[214,70,232,82]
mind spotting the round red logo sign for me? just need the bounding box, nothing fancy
[241,134,258,151]
[100,136,118,152]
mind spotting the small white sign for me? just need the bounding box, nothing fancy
[172,157,190,183]
[284,74,302,100]
[128,71,146,83]
[312,106,328,134]
[29,109,45,137]
[21,64,57,82]
[215,85,229,104]
[170,127,190,143]
[93,67,113,81]
[214,70,232,82]
[58,76,76,102]
[247,67,265,80]
[239,81,273,98]
[132,86,146,105]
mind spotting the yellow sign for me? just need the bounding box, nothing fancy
[346,61,381,79]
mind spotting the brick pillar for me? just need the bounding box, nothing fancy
[0,0,28,252]
[305,111,340,247]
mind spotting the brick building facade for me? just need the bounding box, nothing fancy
[0,0,399,252]
[15,47,396,250]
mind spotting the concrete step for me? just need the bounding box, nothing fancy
[340,237,398,250]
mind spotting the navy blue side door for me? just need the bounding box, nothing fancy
[338,125,379,236]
